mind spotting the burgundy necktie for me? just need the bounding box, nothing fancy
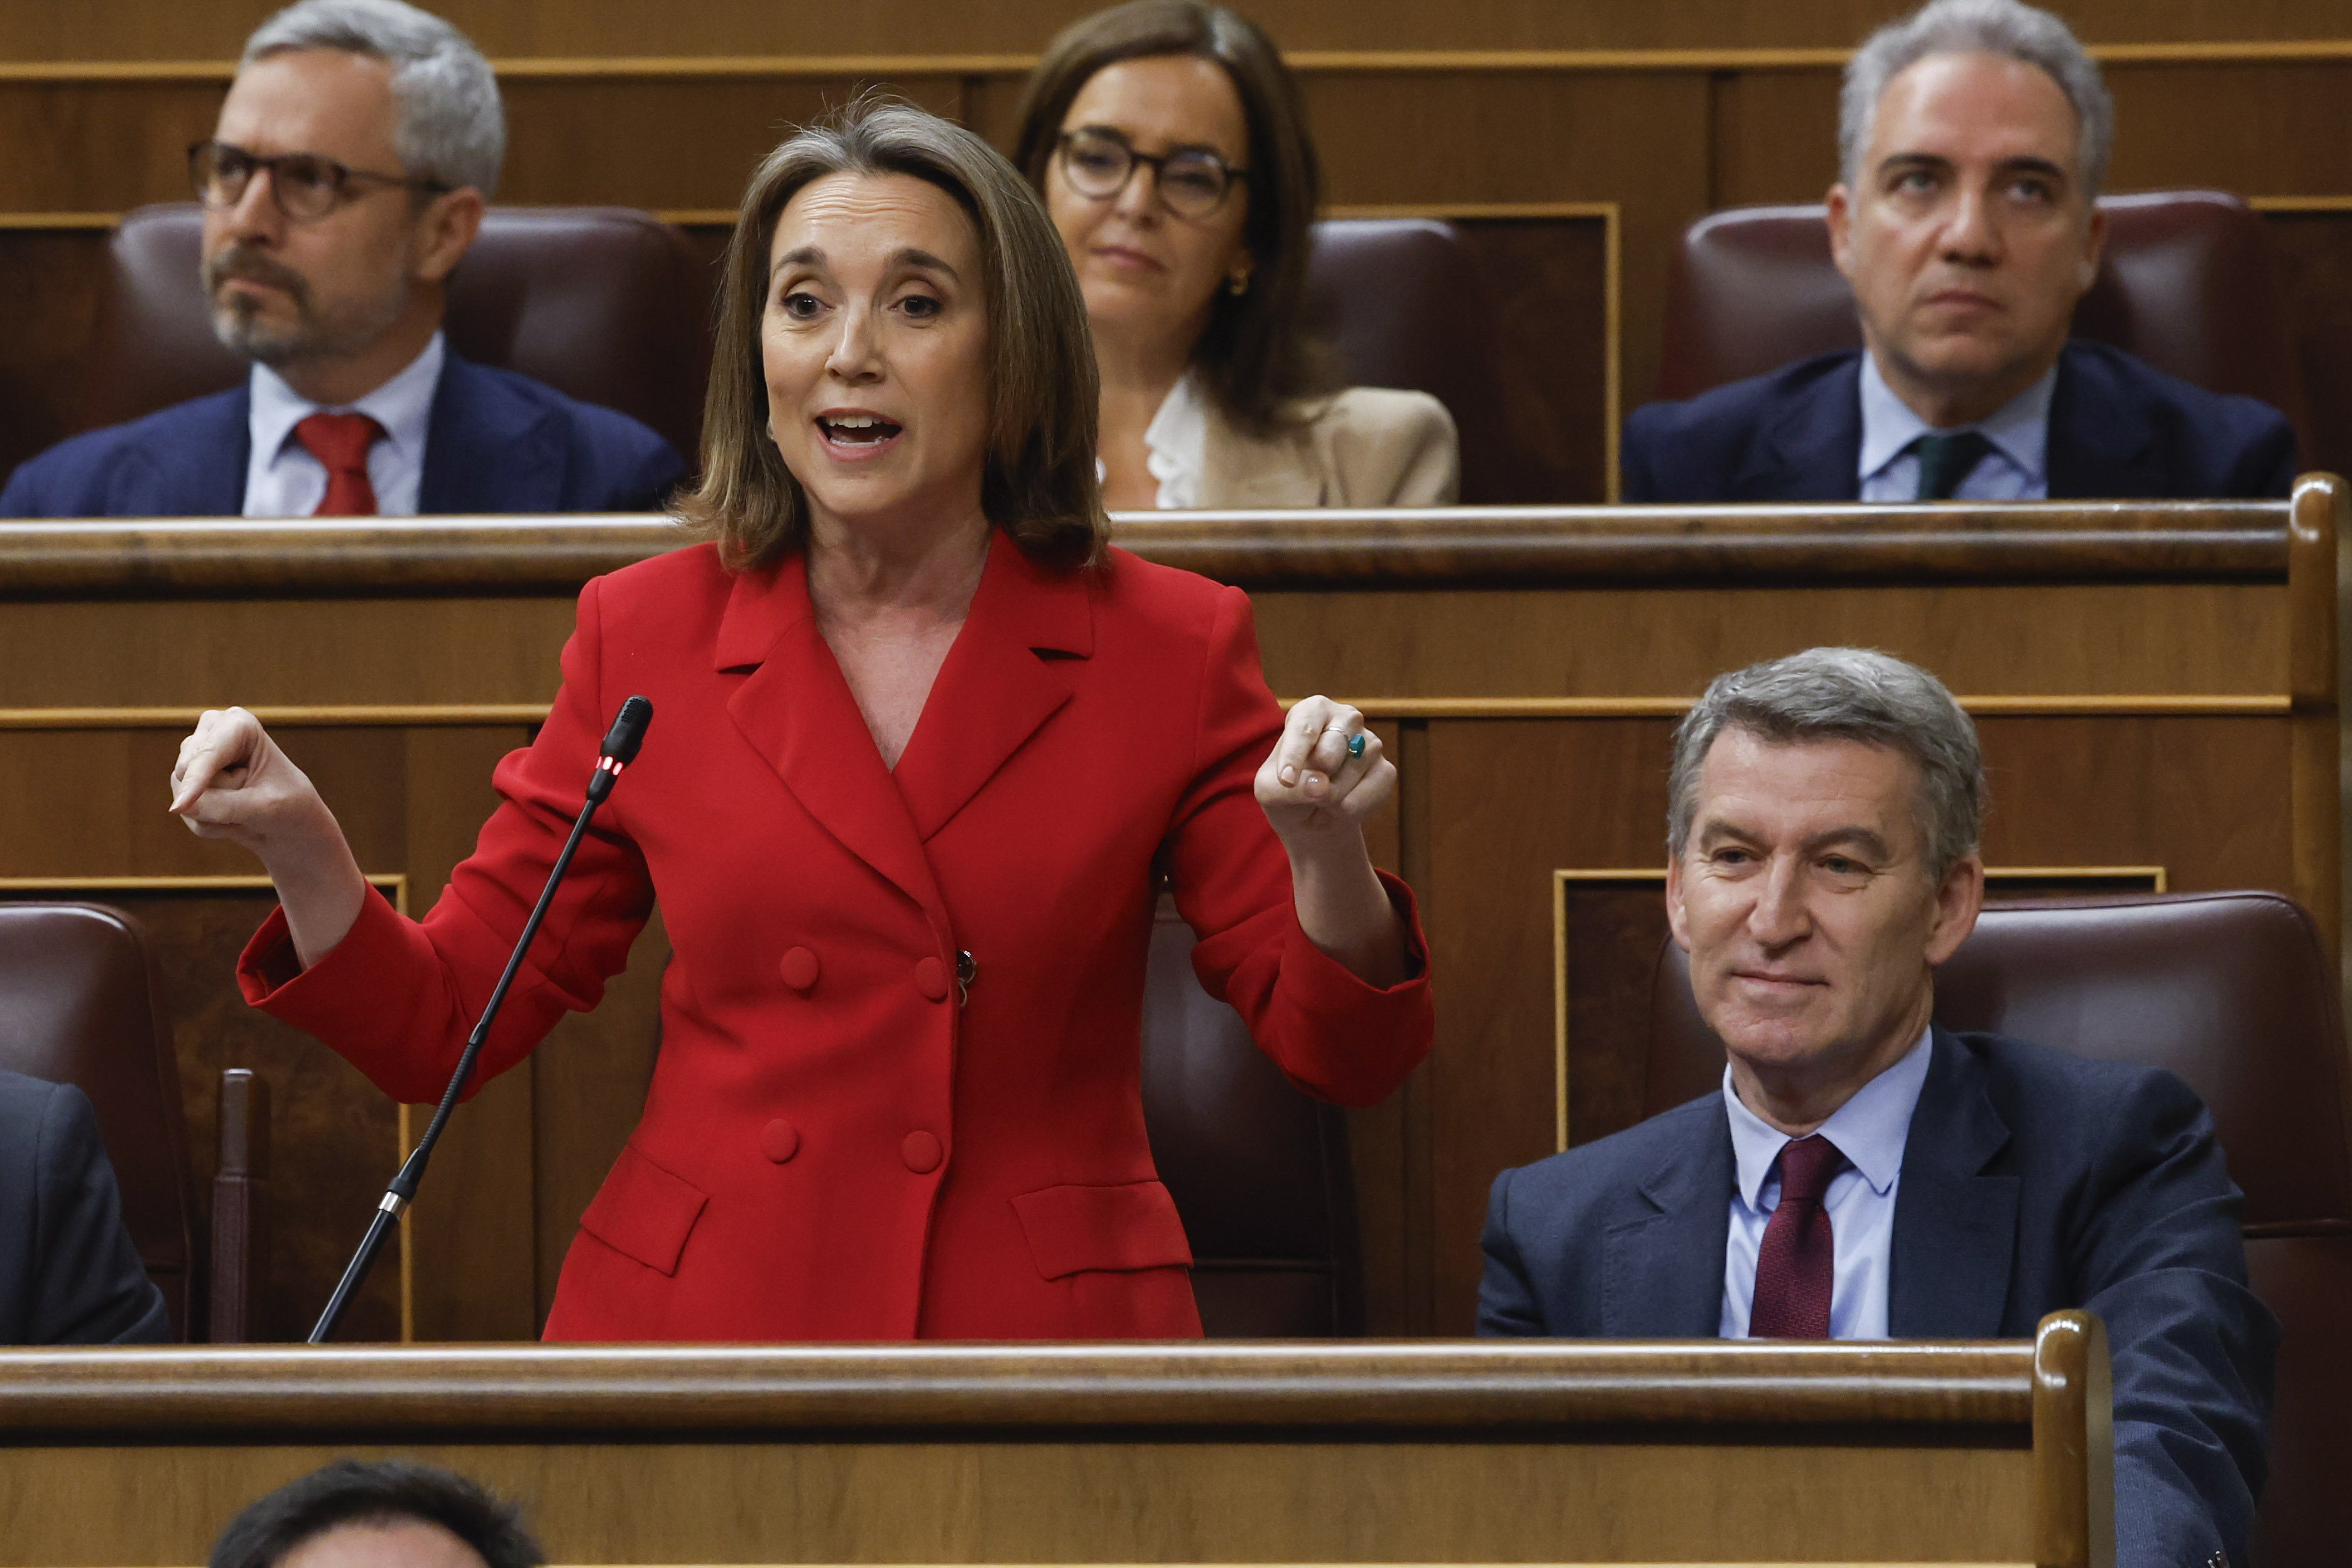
[1748,1133,1848,1338]
[294,411,384,516]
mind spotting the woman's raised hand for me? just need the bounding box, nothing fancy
[170,707,322,848]
[1255,697,1394,848]
[168,707,369,966]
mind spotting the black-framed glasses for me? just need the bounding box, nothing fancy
[188,139,452,223]
[1057,128,1246,219]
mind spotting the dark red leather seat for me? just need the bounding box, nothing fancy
[1142,894,1361,1335]
[0,902,266,1342]
[80,204,707,464]
[1305,217,1531,504]
[1656,191,2312,453]
[1646,891,2350,1567]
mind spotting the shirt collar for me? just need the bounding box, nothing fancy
[1722,1023,1935,1207]
[249,330,446,466]
[1856,351,2056,487]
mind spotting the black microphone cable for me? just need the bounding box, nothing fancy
[310,695,653,1343]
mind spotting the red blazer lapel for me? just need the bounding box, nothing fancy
[716,554,947,921]
[893,536,1094,843]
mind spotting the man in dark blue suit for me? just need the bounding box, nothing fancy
[1,0,680,520]
[1480,648,2274,1568]
[0,1070,171,1344]
[1623,0,2293,504]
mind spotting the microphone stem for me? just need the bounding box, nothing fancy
[309,792,606,1345]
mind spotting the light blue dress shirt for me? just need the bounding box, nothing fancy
[243,330,444,518]
[1856,352,2056,502]
[1719,1025,1934,1339]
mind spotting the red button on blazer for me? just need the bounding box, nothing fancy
[242,538,1433,1342]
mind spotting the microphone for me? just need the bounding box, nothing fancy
[310,695,655,1344]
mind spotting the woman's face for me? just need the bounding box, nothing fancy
[1044,55,1253,352]
[762,172,992,536]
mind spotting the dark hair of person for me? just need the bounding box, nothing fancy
[209,1459,544,1568]
[678,96,1108,574]
[1011,0,1333,437]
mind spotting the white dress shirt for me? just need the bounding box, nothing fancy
[1719,1025,1934,1339]
[1857,352,2056,502]
[1140,371,1210,509]
[243,331,445,518]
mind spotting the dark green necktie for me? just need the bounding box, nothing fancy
[1912,430,1996,501]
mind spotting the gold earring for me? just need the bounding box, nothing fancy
[1226,270,1251,296]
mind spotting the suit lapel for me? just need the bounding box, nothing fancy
[1603,1106,1735,1336]
[1199,403,1324,508]
[716,554,947,924]
[2045,342,2165,499]
[1743,354,1865,501]
[141,387,249,514]
[1890,1028,2020,1336]
[418,354,565,514]
[890,536,1089,842]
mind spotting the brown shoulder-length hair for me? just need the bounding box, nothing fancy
[678,97,1108,573]
[1011,1,1332,438]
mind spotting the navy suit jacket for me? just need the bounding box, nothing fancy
[0,1070,170,1344]
[1621,339,2297,503]
[0,352,685,517]
[1479,1029,2277,1568]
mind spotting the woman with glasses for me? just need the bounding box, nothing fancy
[1013,1,1459,511]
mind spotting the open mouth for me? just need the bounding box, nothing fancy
[817,413,903,450]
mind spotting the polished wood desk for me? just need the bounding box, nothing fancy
[0,1315,2112,1568]
[0,492,2340,1341]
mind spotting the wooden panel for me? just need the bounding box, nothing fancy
[4,0,2349,58]
[0,1334,2098,1565]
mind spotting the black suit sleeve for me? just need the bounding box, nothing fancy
[26,1084,171,1346]
[2071,1070,2276,1568]
[1476,1167,1549,1336]
[1619,410,1662,504]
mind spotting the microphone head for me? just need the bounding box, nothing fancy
[601,695,653,765]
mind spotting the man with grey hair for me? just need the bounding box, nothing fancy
[1480,647,2275,1568]
[3,0,681,518]
[1621,0,2292,504]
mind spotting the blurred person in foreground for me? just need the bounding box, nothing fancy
[211,1460,541,1568]
[1479,648,2275,1568]
[1,0,680,518]
[1622,0,2294,504]
[1013,1,1457,509]
[166,99,1431,1341]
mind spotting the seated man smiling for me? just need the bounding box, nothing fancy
[1478,648,2275,1568]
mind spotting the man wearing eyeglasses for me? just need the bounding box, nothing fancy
[1,0,682,520]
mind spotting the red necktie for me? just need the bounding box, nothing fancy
[294,411,384,516]
[1748,1134,1847,1338]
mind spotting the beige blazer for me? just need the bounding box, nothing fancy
[1196,386,1460,509]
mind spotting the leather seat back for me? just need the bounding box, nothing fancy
[1305,217,1533,503]
[81,204,707,464]
[1141,895,1361,1335]
[1656,191,2312,455]
[0,903,195,1337]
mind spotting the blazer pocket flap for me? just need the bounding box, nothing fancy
[1013,1180,1194,1280]
[579,1143,709,1278]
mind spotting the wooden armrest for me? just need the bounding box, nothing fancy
[207,1068,270,1343]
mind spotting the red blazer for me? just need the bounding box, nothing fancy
[242,536,1432,1341]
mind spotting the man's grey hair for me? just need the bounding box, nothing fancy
[1667,648,1986,881]
[244,0,504,197]
[1840,0,2113,196]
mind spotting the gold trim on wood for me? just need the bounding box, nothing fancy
[1550,865,2167,1152]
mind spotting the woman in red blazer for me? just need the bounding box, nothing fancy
[167,102,1432,1342]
